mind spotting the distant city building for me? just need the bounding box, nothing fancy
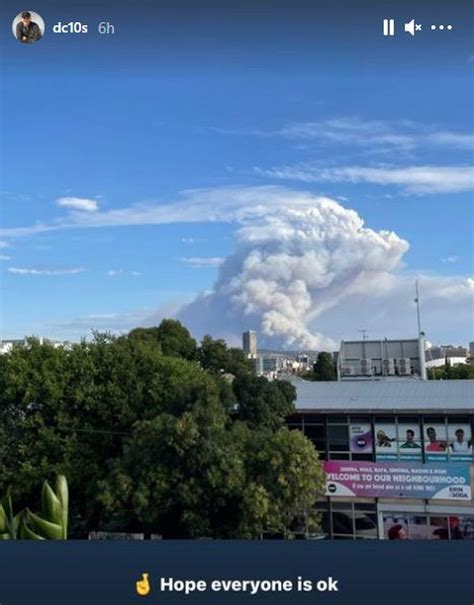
[252,356,264,376]
[262,357,281,373]
[0,339,26,355]
[0,338,69,355]
[469,341,474,356]
[296,354,310,369]
[338,337,427,380]
[242,330,257,358]
[425,345,468,369]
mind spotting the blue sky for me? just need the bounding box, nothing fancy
[1,0,473,347]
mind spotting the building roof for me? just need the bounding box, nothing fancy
[292,378,474,413]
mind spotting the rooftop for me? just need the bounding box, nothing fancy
[291,378,474,413]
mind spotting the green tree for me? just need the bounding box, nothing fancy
[198,335,253,377]
[233,375,296,430]
[428,363,474,380]
[301,352,336,381]
[98,380,247,538]
[240,428,324,538]
[0,326,324,539]
[129,319,197,360]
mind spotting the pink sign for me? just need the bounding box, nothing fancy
[323,460,471,501]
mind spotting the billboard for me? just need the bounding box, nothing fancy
[374,422,398,460]
[423,422,448,462]
[324,461,471,501]
[447,424,473,462]
[397,423,422,461]
[349,423,373,454]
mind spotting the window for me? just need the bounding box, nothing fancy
[304,424,325,452]
[383,512,474,540]
[330,502,378,540]
[328,425,349,452]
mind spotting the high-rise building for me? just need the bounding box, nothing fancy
[469,341,474,356]
[242,330,257,358]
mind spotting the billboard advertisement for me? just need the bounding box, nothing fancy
[447,424,473,462]
[349,423,373,454]
[374,422,398,460]
[324,461,471,501]
[397,423,422,461]
[423,423,449,462]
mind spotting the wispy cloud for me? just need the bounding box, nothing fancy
[180,256,225,268]
[107,269,141,277]
[442,255,459,264]
[214,117,474,152]
[8,267,86,276]
[0,255,11,260]
[0,186,315,239]
[255,165,474,194]
[0,241,10,249]
[56,197,99,212]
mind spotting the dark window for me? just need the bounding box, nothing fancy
[329,452,350,460]
[354,503,376,512]
[354,513,377,537]
[287,424,303,432]
[350,416,370,423]
[447,416,469,424]
[303,414,323,424]
[423,416,445,424]
[332,512,353,535]
[328,425,349,451]
[304,425,324,439]
[398,416,419,423]
[327,416,348,424]
[375,415,395,423]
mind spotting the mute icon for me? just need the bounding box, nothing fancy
[404,19,422,36]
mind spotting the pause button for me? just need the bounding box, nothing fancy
[383,18,395,36]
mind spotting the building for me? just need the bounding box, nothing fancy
[425,345,468,369]
[0,338,69,354]
[0,339,26,354]
[338,337,427,380]
[242,330,257,358]
[287,378,474,540]
[252,356,264,376]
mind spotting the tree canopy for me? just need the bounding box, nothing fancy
[427,363,474,380]
[0,320,325,539]
[300,352,337,381]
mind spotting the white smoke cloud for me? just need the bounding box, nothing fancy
[178,192,410,349]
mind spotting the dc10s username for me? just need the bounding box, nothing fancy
[52,21,115,34]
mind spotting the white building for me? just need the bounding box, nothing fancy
[338,336,427,380]
[425,345,468,369]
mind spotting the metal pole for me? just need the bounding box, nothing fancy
[415,280,427,380]
[415,279,422,336]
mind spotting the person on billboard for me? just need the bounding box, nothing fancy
[15,11,42,43]
[387,524,408,540]
[425,427,446,452]
[400,429,421,449]
[376,430,395,448]
[450,429,472,453]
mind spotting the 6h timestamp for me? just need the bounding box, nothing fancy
[98,21,115,34]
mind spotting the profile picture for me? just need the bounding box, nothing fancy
[12,10,45,44]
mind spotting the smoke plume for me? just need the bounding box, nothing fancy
[178,190,409,349]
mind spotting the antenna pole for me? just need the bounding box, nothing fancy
[415,279,428,380]
[414,279,422,336]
